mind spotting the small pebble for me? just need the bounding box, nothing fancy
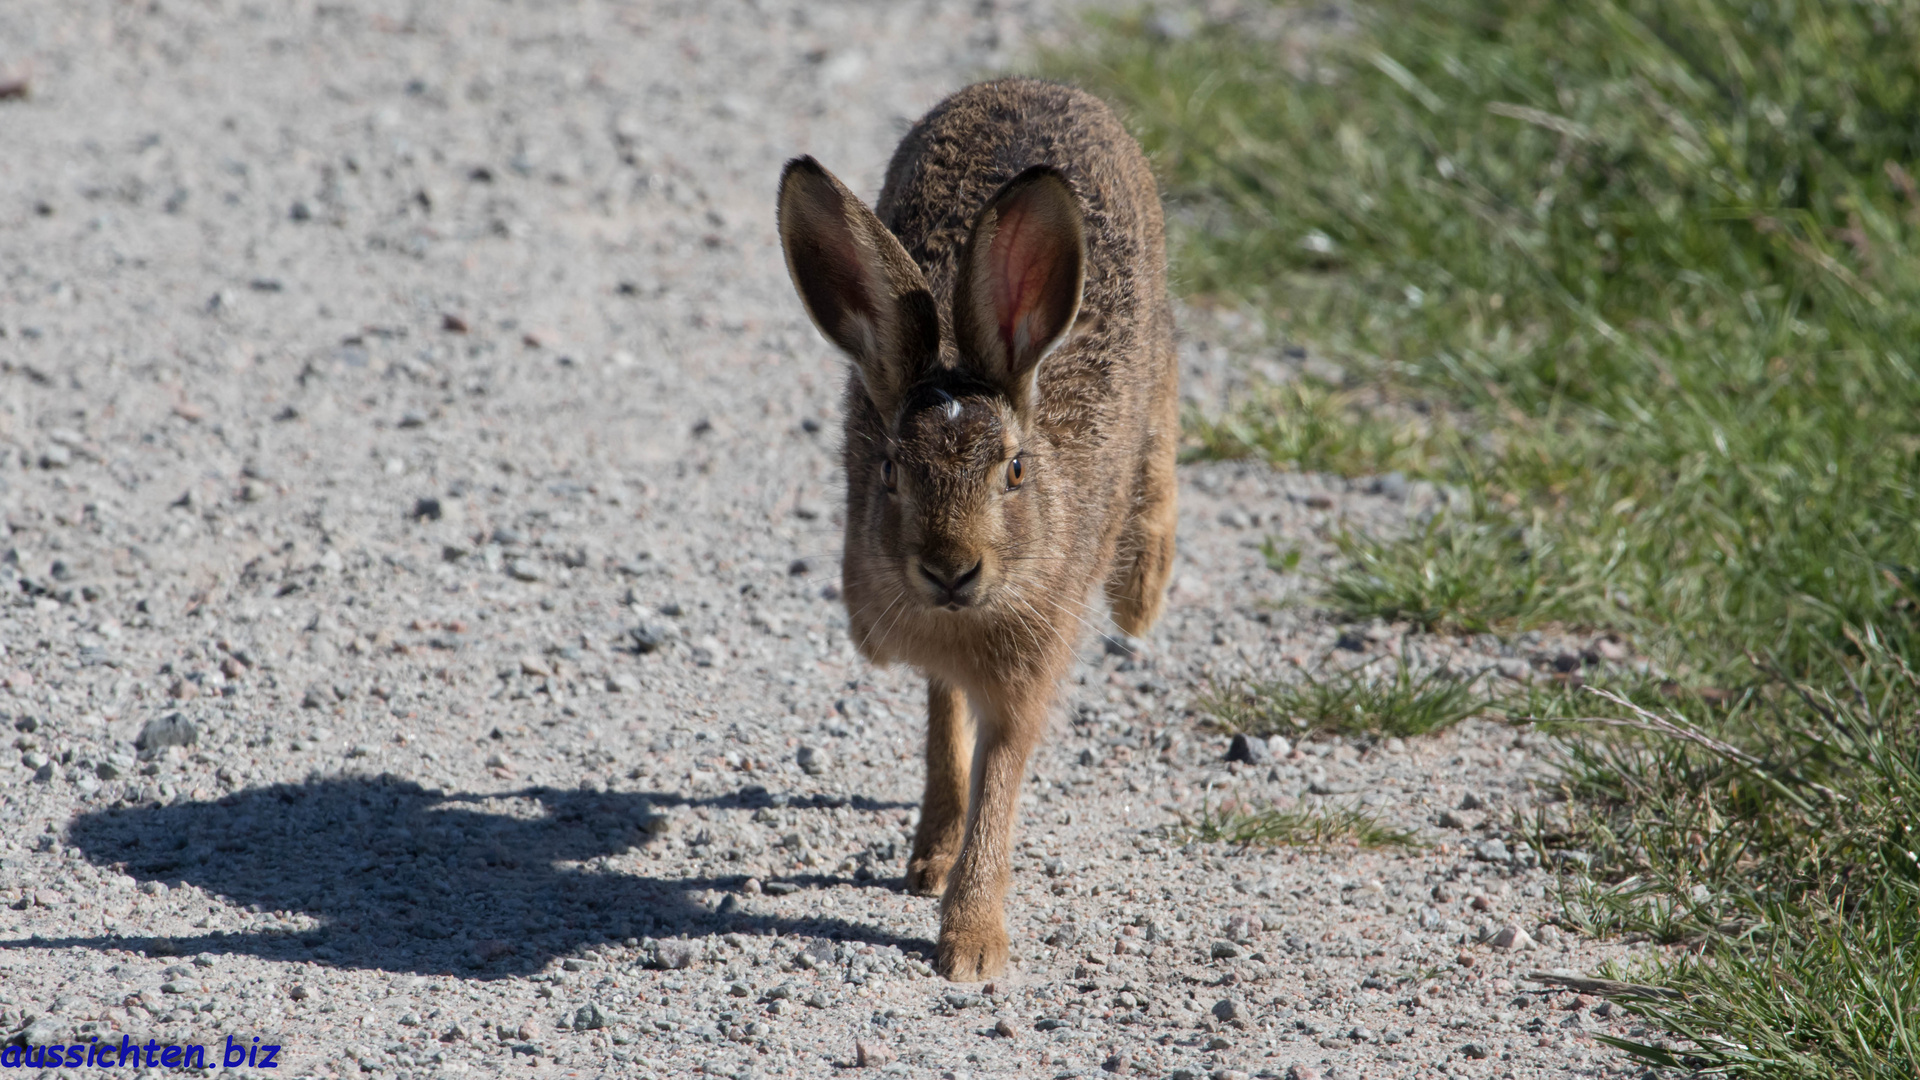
[1490,925,1535,951]
[18,1018,63,1045]
[647,940,697,970]
[1224,733,1268,764]
[135,713,197,758]
[1223,912,1261,942]
[629,623,672,653]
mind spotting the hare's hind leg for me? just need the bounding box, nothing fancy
[1107,326,1181,636]
[1105,429,1178,637]
[908,676,972,896]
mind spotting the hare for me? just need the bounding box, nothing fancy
[776,78,1177,981]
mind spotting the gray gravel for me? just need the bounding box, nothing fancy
[0,1,1657,1077]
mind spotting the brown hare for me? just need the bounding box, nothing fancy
[776,78,1177,981]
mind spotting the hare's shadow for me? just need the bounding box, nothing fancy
[11,777,926,977]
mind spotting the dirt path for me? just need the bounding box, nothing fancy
[0,2,1648,1077]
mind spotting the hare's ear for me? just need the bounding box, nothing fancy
[778,156,939,415]
[952,166,1086,421]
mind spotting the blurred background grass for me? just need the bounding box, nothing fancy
[1046,1,1920,1074]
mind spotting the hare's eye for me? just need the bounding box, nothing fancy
[881,458,896,492]
[1006,455,1025,489]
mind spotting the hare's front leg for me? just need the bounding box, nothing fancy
[908,677,972,895]
[935,689,1044,981]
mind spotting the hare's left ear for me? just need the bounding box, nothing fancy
[952,166,1086,422]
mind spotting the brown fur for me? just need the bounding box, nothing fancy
[777,78,1177,980]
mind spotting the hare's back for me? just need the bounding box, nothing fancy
[876,78,1163,312]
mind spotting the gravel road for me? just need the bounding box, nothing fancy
[1,2,1657,1078]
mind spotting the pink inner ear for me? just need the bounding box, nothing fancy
[989,204,1060,365]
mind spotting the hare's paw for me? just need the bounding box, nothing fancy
[906,851,956,896]
[935,922,1009,982]
[907,801,965,896]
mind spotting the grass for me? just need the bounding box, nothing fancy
[1322,506,1580,633]
[1046,0,1920,1073]
[1201,650,1491,739]
[1181,379,1451,474]
[1551,644,1920,1078]
[1186,800,1422,850]
[1050,0,1920,660]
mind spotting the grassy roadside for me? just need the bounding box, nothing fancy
[1201,651,1490,741]
[1046,1,1920,1074]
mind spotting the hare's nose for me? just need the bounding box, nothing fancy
[919,558,983,604]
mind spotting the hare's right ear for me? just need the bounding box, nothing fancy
[778,157,939,415]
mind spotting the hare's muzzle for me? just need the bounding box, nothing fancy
[913,555,984,609]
